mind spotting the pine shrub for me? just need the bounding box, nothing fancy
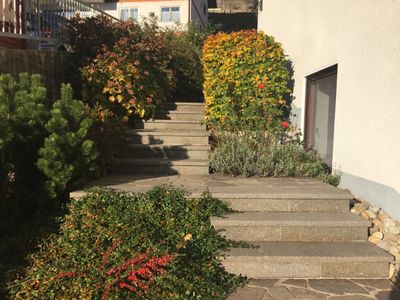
[0,73,50,211]
[37,84,98,199]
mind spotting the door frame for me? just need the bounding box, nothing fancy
[304,64,338,164]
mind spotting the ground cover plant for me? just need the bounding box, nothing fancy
[10,186,244,299]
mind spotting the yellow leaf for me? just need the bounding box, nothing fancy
[183,233,192,241]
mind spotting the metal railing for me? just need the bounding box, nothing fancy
[0,0,117,48]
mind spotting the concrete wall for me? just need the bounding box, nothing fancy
[98,0,207,27]
[258,0,400,219]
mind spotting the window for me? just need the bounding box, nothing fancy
[119,8,139,21]
[161,7,180,22]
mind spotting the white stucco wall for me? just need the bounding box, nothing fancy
[97,0,206,27]
[258,0,400,219]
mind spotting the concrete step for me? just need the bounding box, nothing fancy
[127,130,209,145]
[211,212,370,242]
[134,119,206,131]
[155,110,205,121]
[222,241,393,279]
[123,144,209,160]
[113,158,209,175]
[162,102,205,112]
[212,188,351,213]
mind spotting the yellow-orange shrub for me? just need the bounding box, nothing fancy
[202,30,291,131]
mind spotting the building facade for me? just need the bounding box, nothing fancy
[0,0,115,49]
[258,0,400,218]
[95,0,208,28]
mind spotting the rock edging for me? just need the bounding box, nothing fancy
[351,200,400,284]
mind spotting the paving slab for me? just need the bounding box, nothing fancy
[229,279,399,300]
[70,174,352,203]
[308,279,369,295]
[266,286,296,299]
[281,279,308,288]
[286,286,329,299]
[226,286,266,300]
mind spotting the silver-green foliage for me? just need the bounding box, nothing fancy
[210,131,340,186]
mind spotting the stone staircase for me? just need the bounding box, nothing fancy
[71,101,393,281]
[211,184,393,279]
[114,102,209,176]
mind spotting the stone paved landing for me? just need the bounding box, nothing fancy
[228,279,400,300]
[70,174,348,199]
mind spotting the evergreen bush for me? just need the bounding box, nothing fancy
[37,84,98,199]
[0,73,50,211]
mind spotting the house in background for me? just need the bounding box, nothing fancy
[258,0,400,219]
[90,0,208,28]
[0,0,116,50]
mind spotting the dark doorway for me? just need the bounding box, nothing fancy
[208,12,257,31]
[208,0,217,8]
[305,65,338,167]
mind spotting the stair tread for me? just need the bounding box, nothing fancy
[156,110,204,114]
[117,158,209,166]
[125,144,210,149]
[164,102,205,106]
[224,242,393,262]
[211,187,352,200]
[211,212,370,227]
[137,119,203,124]
[129,130,209,136]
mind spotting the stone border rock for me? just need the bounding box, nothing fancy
[351,200,400,284]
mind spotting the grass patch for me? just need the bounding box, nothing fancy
[9,186,245,299]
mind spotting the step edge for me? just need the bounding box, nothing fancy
[125,144,210,150]
[213,193,352,200]
[129,131,210,137]
[115,159,209,166]
[211,220,370,227]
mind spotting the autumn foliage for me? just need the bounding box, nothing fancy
[81,21,175,118]
[202,30,291,131]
